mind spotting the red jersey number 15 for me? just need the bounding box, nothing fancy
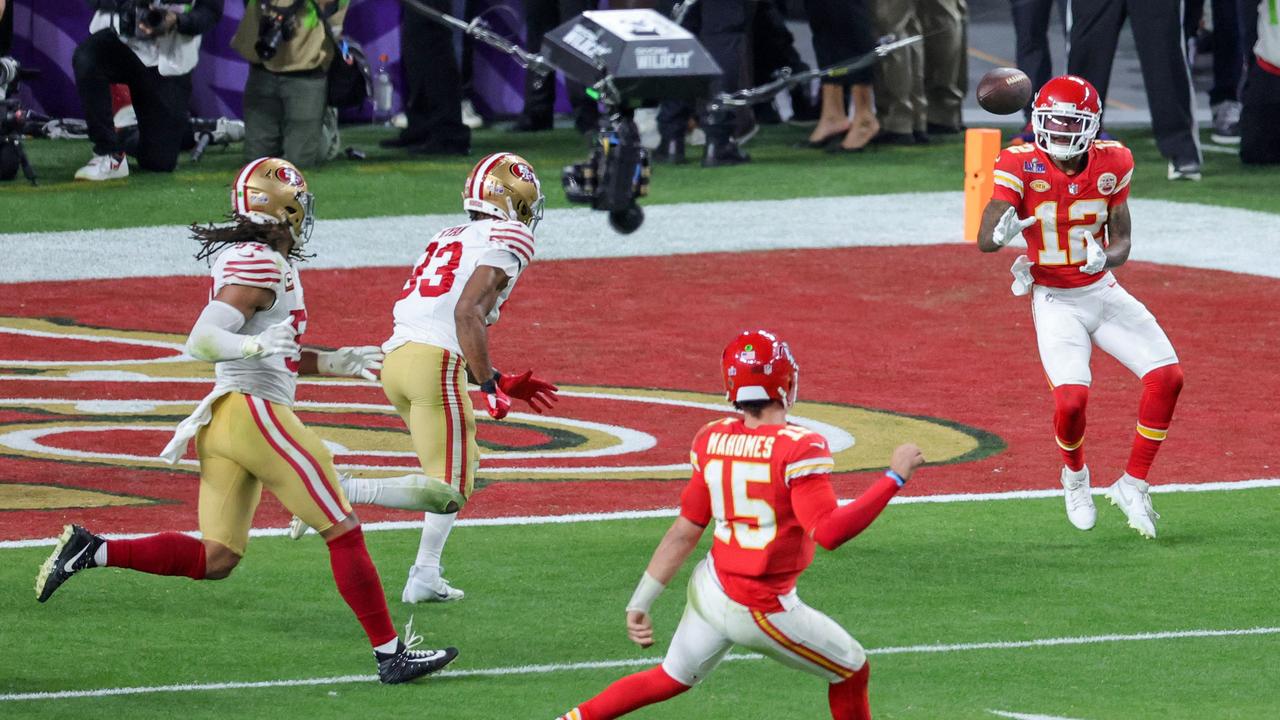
[704,459,778,550]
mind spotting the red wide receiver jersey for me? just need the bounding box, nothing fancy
[679,418,836,613]
[991,140,1134,289]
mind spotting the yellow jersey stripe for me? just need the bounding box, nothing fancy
[1116,168,1134,191]
[994,170,1024,189]
[785,459,835,478]
[994,177,1024,196]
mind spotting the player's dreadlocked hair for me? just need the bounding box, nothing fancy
[190,214,313,263]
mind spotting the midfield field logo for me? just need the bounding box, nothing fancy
[0,316,1002,516]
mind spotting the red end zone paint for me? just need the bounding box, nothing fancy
[1,246,1276,540]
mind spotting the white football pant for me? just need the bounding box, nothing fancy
[1031,273,1178,387]
[660,558,866,687]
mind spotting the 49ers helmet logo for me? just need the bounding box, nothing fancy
[274,166,305,187]
[510,163,537,182]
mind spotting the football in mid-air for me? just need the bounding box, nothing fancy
[976,67,1033,115]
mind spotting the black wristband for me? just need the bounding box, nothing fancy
[480,371,500,394]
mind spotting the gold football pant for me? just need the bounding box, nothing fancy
[381,342,478,512]
[196,392,352,555]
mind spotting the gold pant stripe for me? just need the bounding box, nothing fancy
[382,343,478,498]
[750,610,856,679]
[246,394,346,524]
[196,392,351,555]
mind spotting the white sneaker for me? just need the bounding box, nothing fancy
[1210,100,1241,145]
[287,514,311,540]
[402,565,464,603]
[210,117,245,144]
[74,153,128,181]
[1060,465,1096,530]
[1167,160,1202,181]
[1106,475,1160,539]
[461,99,484,130]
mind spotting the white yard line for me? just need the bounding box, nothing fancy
[2,195,1278,282]
[2,477,1276,550]
[990,711,1091,720]
[2,626,1275,703]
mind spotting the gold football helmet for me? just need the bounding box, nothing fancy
[231,157,315,244]
[462,152,545,231]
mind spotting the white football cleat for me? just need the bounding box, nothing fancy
[287,515,311,540]
[1106,475,1160,539]
[74,153,128,181]
[1060,465,1096,530]
[402,565,464,604]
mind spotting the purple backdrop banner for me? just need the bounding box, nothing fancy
[10,0,573,120]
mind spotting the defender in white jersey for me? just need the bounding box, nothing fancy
[35,158,458,684]
[291,152,559,604]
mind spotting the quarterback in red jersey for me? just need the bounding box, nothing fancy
[554,331,925,720]
[978,75,1184,539]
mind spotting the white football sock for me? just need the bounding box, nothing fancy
[413,511,457,572]
[373,636,399,655]
[342,474,464,513]
[1064,465,1089,483]
[93,543,107,567]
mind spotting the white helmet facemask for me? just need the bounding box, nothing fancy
[1032,103,1100,160]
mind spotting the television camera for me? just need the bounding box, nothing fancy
[0,57,42,185]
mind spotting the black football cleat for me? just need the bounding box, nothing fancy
[35,524,103,603]
[376,617,459,684]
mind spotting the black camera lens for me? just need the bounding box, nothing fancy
[144,8,168,27]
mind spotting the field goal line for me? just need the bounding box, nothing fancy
[2,626,1276,703]
[2,477,1278,550]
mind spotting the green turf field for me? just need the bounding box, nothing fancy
[4,124,1278,234]
[3,488,1278,719]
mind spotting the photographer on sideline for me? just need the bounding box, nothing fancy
[73,0,224,181]
[232,0,346,167]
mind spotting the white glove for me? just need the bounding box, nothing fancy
[992,206,1037,247]
[316,346,384,381]
[1010,254,1035,296]
[241,319,300,358]
[1078,230,1107,274]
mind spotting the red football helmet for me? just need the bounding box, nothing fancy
[1031,75,1102,160]
[721,330,800,408]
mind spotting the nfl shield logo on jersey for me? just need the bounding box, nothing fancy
[1097,172,1118,195]
[1068,182,1079,195]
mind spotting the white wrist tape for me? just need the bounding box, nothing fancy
[185,300,253,362]
[315,351,340,376]
[625,572,665,614]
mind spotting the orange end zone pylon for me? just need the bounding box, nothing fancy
[963,128,1002,243]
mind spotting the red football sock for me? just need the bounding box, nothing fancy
[828,662,871,720]
[107,532,207,579]
[326,527,398,648]
[571,665,690,720]
[1126,364,1184,480]
[1052,384,1089,472]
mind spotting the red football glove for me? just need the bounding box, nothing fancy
[497,370,559,414]
[480,378,512,420]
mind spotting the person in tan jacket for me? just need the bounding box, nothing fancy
[232,0,346,166]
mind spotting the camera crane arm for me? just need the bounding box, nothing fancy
[709,34,922,110]
[395,0,556,85]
